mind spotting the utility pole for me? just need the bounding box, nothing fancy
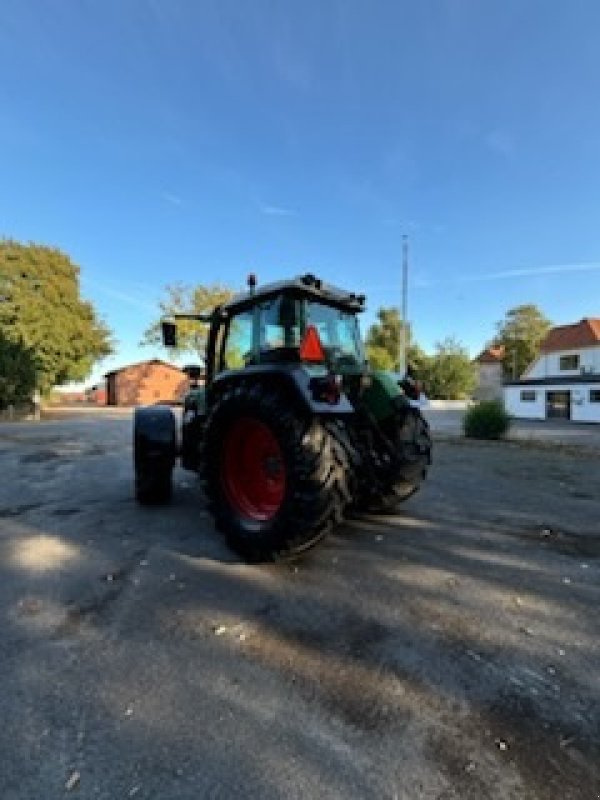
[399,234,409,376]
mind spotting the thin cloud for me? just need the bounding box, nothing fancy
[162,191,182,206]
[485,129,514,158]
[456,261,600,283]
[367,261,600,292]
[258,202,296,217]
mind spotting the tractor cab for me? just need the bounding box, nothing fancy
[215,283,366,377]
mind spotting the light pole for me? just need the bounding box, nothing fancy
[399,235,409,376]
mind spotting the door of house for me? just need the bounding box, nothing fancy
[546,390,571,419]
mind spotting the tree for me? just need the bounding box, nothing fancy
[0,240,113,392]
[495,304,552,379]
[420,337,476,399]
[365,307,426,372]
[0,331,38,409]
[142,283,234,358]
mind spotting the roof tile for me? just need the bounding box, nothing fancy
[540,318,600,352]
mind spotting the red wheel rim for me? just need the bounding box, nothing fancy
[221,417,286,521]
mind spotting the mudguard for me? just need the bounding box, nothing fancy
[133,405,177,471]
[210,364,355,415]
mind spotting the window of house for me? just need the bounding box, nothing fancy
[520,390,536,402]
[590,390,600,403]
[560,354,579,370]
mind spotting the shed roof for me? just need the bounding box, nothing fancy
[475,345,505,364]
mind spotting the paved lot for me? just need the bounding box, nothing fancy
[0,413,599,799]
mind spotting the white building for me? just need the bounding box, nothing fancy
[474,345,505,402]
[504,318,600,423]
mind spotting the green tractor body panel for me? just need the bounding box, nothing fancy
[362,370,405,422]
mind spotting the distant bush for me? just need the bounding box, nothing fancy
[463,401,510,440]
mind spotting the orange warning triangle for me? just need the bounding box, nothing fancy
[300,325,325,362]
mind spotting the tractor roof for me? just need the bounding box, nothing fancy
[221,274,366,315]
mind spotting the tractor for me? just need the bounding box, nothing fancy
[133,274,431,561]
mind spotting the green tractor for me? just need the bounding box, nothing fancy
[134,274,431,561]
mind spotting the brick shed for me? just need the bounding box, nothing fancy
[105,359,189,406]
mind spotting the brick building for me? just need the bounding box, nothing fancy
[85,383,107,405]
[105,359,190,406]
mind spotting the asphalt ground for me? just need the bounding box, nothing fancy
[0,412,598,799]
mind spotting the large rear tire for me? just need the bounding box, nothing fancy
[362,406,432,513]
[203,383,351,561]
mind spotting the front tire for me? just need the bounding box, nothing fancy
[135,467,173,505]
[133,406,176,506]
[203,383,351,561]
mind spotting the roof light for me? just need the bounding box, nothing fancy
[300,325,325,362]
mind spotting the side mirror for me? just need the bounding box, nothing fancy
[161,321,177,347]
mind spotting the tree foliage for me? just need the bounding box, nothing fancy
[0,240,113,392]
[495,304,552,379]
[0,331,38,409]
[365,307,425,372]
[142,283,234,358]
[420,337,477,399]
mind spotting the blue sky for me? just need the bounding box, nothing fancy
[2,1,600,385]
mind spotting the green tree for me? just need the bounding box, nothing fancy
[495,304,552,379]
[420,337,476,399]
[0,331,38,409]
[365,307,425,372]
[142,283,234,358]
[0,240,113,393]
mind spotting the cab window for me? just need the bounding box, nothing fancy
[222,310,253,370]
[259,296,301,350]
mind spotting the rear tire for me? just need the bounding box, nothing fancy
[362,406,431,513]
[203,383,351,561]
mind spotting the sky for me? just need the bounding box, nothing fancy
[2,0,600,386]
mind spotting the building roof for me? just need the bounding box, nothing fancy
[475,345,505,364]
[104,359,186,377]
[540,318,600,352]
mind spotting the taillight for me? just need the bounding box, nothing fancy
[300,325,325,362]
[309,374,342,405]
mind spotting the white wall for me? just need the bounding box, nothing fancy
[526,346,600,379]
[475,363,503,401]
[571,387,600,422]
[504,386,545,419]
[504,384,600,422]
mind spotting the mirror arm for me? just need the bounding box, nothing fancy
[172,312,213,323]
